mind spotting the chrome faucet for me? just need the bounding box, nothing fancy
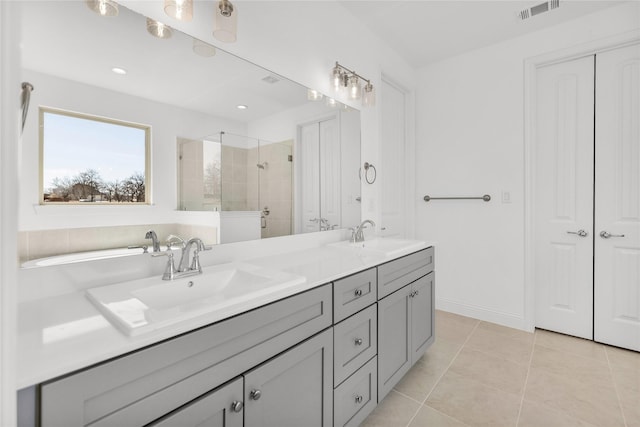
[178,237,206,273]
[152,235,210,280]
[145,230,161,252]
[352,219,376,243]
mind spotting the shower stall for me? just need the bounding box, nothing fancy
[177,131,293,240]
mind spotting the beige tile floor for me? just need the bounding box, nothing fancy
[361,310,640,427]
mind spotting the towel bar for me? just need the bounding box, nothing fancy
[423,194,491,202]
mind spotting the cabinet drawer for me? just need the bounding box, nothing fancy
[377,247,434,298]
[333,304,377,385]
[334,268,377,322]
[41,284,332,427]
[150,377,243,427]
[334,356,377,427]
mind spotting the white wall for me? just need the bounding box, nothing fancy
[20,70,246,231]
[415,2,640,330]
[0,1,20,423]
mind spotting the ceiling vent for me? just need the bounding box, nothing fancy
[517,0,559,20]
[262,75,280,84]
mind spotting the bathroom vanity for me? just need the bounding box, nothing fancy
[17,241,434,427]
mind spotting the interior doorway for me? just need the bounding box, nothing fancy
[532,42,640,352]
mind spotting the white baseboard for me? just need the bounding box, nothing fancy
[436,298,532,332]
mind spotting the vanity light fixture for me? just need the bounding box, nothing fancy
[86,0,119,17]
[111,67,127,75]
[164,0,193,22]
[213,0,238,43]
[330,62,375,107]
[147,18,173,39]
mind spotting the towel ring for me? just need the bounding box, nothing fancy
[361,162,376,184]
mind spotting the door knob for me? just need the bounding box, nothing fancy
[567,230,588,237]
[600,231,625,239]
[249,389,262,400]
[231,401,244,412]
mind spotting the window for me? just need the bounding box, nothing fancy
[40,107,150,204]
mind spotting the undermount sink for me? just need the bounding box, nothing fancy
[86,263,306,336]
[330,238,426,257]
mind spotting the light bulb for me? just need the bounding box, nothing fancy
[86,0,118,17]
[307,89,324,101]
[214,0,237,43]
[348,75,361,100]
[147,18,173,39]
[164,0,193,22]
[362,81,375,107]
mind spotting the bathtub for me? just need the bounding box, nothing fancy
[21,246,170,268]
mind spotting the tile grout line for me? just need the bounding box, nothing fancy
[603,346,629,427]
[515,328,537,427]
[402,320,482,427]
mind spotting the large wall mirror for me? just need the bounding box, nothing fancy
[18,1,361,265]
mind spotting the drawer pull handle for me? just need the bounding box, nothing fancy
[354,289,363,297]
[355,395,363,404]
[231,400,244,412]
[250,389,262,400]
[354,338,363,346]
[410,290,420,298]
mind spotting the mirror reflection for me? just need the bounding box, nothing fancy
[18,1,361,265]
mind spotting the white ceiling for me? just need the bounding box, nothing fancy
[339,0,625,68]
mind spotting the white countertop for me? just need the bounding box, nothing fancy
[16,239,432,389]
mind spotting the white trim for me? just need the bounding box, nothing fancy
[1,2,20,424]
[380,73,415,239]
[436,298,526,331]
[523,29,640,333]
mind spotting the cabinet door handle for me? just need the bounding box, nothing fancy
[409,290,416,298]
[355,395,363,404]
[600,231,625,239]
[414,290,419,296]
[354,338,363,346]
[231,400,244,412]
[354,289,363,297]
[250,389,262,400]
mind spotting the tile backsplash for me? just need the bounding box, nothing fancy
[18,223,218,263]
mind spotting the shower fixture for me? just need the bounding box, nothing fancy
[257,162,268,169]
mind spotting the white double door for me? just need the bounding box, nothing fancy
[298,116,341,233]
[535,43,640,351]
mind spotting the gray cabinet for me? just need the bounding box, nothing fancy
[244,328,333,427]
[377,247,434,298]
[378,273,435,400]
[378,284,412,400]
[333,268,377,323]
[411,272,435,361]
[333,356,377,427]
[150,377,244,427]
[39,284,331,427]
[333,304,377,385]
[377,248,435,401]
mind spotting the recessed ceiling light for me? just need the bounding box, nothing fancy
[236,104,248,110]
[112,67,127,75]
